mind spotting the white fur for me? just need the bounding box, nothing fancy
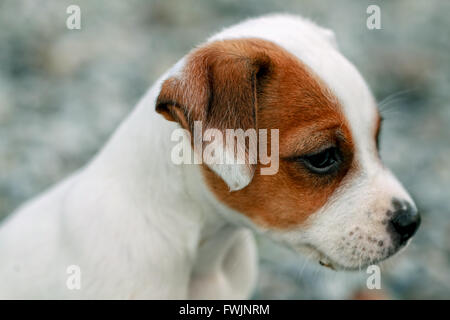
[0,14,414,299]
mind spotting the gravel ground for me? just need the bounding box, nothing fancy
[0,0,449,299]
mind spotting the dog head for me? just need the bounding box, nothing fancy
[155,19,420,270]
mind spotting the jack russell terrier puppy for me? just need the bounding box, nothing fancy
[0,14,420,299]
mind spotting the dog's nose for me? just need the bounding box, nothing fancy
[388,199,421,246]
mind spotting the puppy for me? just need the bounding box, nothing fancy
[0,14,420,299]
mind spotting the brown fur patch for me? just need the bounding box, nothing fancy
[157,38,356,229]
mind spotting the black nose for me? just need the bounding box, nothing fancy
[387,199,421,246]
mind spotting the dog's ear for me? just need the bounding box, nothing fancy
[156,39,272,191]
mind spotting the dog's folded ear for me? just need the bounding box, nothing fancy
[156,39,272,191]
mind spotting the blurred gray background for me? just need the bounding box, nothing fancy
[0,0,449,299]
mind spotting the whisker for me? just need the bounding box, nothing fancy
[378,88,418,120]
[378,88,417,110]
[380,97,407,113]
[295,253,313,281]
[379,109,403,120]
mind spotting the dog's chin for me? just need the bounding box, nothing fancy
[294,244,389,271]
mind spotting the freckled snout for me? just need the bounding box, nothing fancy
[387,198,421,247]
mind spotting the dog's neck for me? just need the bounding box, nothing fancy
[83,78,247,291]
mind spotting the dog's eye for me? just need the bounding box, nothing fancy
[299,147,340,174]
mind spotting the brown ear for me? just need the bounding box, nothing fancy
[156,39,272,191]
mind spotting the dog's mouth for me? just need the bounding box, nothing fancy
[315,250,350,271]
[296,243,393,271]
[318,259,336,270]
[295,243,346,271]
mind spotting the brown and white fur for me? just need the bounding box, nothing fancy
[0,14,420,299]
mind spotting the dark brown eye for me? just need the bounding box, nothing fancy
[299,147,341,174]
